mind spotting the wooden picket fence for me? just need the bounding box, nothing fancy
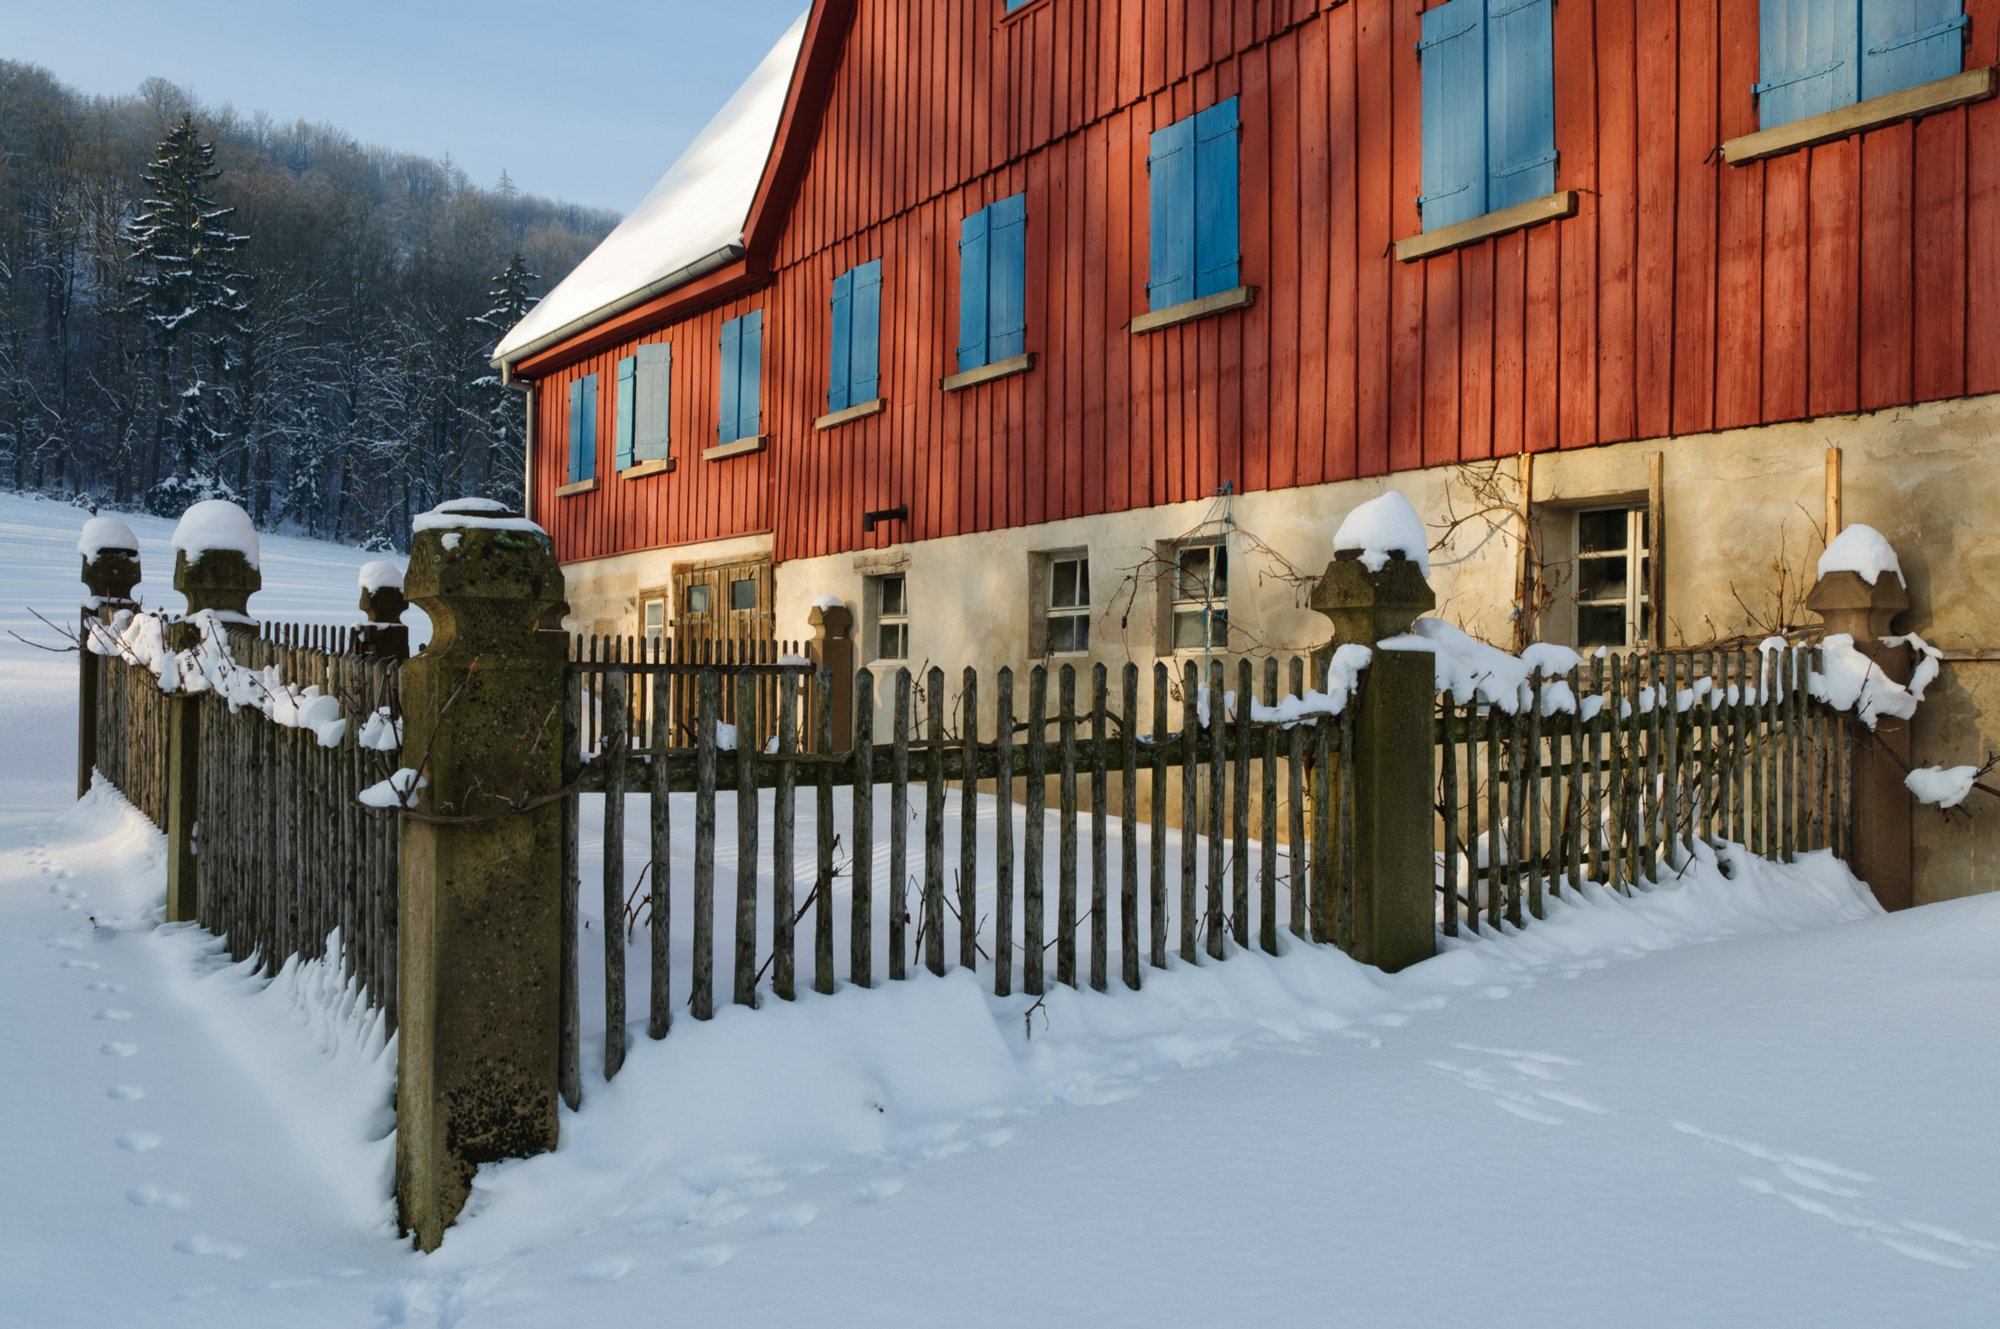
[1439,643,1845,934]
[562,654,1356,1097]
[571,632,815,756]
[89,619,174,827]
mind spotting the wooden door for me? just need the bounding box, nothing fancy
[670,554,774,645]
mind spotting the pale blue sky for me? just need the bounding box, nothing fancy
[1,0,806,215]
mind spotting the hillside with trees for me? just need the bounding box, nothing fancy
[0,62,617,547]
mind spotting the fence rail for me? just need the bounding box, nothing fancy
[569,632,815,758]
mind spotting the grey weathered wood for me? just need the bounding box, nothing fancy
[1121,663,1141,989]
[1336,699,1357,948]
[1151,662,1169,968]
[650,681,672,1037]
[1057,665,1079,988]
[961,667,980,973]
[1441,692,1460,936]
[1606,652,1627,894]
[890,669,911,982]
[923,666,946,977]
[734,670,759,1008]
[994,669,1015,996]
[1180,661,1199,962]
[1663,652,1684,869]
[1230,658,1251,949]
[1484,694,1504,918]
[601,670,629,1078]
[1460,695,1480,931]
[1205,661,1225,960]
[1089,663,1109,992]
[773,668,798,1002]
[692,669,718,1020]
[1287,657,1307,938]
[1781,647,1798,861]
[852,669,875,990]
[1526,669,1545,921]
[816,668,837,994]
[1259,657,1278,955]
[1565,667,1586,894]
[559,669,583,1108]
[1024,666,1047,995]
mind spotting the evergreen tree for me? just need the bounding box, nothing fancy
[124,113,250,510]
[469,251,539,508]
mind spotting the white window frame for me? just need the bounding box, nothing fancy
[870,573,909,663]
[1044,554,1091,656]
[1167,540,1229,653]
[1571,504,1650,651]
[641,597,665,650]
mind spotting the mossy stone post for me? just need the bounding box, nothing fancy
[395,503,567,1252]
[1310,552,1437,972]
[165,545,262,924]
[809,600,855,753]
[356,580,411,659]
[78,540,142,799]
[1806,568,1912,911]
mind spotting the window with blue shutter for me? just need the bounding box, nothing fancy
[718,311,762,445]
[827,260,883,411]
[566,373,598,483]
[1757,0,1966,129]
[957,194,1028,373]
[1418,0,1557,233]
[1147,97,1241,311]
[633,342,671,463]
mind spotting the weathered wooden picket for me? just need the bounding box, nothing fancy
[561,654,1356,1098]
[89,622,174,827]
[571,632,814,757]
[1438,643,1846,935]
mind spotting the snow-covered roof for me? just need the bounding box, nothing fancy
[493,12,809,366]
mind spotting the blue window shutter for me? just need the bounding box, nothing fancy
[1420,0,1488,231]
[827,269,854,411]
[1862,0,1966,101]
[577,373,598,480]
[566,380,583,483]
[741,311,762,439]
[1193,98,1241,297]
[1758,0,1860,129]
[634,342,671,461]
[615,355,636,471]
[1148,115,1197,309]
[989,194,1028,360]
[1487,0,1557,211]
[719,317,743,442]
[957,207,991,372]
[851,259,882,403]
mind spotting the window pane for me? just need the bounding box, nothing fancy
[877,622,907,661]
[730,577,758,611]
[1073,614,1090,652]
[1578,509,1625,554]
[686,585,710,614]
[1173,610,1208,649]
[1176,547,1212,600]
[880,575,906,617]
[1052,559,1079,609]
[1047,614,1076,654]
[1578,604,1626,650]
[644,600,664,629]
[1211,546,1228,596]
[1577,556,1628,605]
[1207,609,1229,647]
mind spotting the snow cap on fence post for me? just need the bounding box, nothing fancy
[1806,528,1913,911]
[808,595,854,753]
[395,498,567,1252]
[170,499,261,629]
[355,560,410,659]
[1310,492,1438,973]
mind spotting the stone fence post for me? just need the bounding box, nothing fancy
[78,537,142,799]
[395,501,567,1252]
[809,601,855,753]
[1309,552,1437,972]
[356,572,411,660]
[165,541,262,924]
[1806,569,1913,911]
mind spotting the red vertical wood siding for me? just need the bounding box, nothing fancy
[525,0,2000,570]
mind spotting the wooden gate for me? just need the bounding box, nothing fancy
[668,554,774,644]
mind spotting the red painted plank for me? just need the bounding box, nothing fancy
[1633,0,1677,441]
[1083,122,1110,518]
[1806,139,1860,419]
[1422,254,1461,469]
[1296,10,1332,490]
[1858,123,1915,412]
[1352,0,1390,479]
[1490,229,1526,461]
[1910,110,1966,403]
[1555,0,1600,450]
[1595,0,1638,444]
[1387,0,1424,471]
[1460,242,1494,463]
[1760,152,1808,422]
[1257,40,1291,496]
[1672,0,1717,436]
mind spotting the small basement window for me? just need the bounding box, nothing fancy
[1573,505,1651,650]
[871,573,909,663]
[1169,542,1229,651]
[642,598,665,650]
[1046,555,1090,655]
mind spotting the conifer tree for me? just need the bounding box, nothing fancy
[469,251,539,506]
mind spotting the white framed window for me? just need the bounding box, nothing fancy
[1045,555,1090,655]
[1170,541,1229,651]
[1573,505,1650,650]
[871,573,909,662]
[641,598,665,650]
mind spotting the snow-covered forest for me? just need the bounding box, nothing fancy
[0,62,616,548]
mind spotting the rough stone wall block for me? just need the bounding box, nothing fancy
[1310,554,1438,972]
[78,541,142,799]
[1806,569,1913,911]
[395,501,567,1252]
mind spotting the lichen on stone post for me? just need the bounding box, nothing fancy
[1308,551,1438,973]
[394,499,568,1252]
[1806,566,1913,911]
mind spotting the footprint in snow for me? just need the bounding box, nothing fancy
[127,1185,187,1210]
[108,1085,146,1101]
[116,1132,163,1152]
[855,1177,905,1204]
[101,1041,138,1057]
[574,1257,634,1284]
[976,1127,1017,1150]
[62,959,101,970]
[84,981,125,993]
[676,1245,735,1272]
[174,1235,246,1261]
[95,1008,134,1021]
[764,1203,818,1233]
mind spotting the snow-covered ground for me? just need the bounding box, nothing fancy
[4,491,1999,1327]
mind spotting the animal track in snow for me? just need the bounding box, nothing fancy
[116,1132,162,1152]
[174,1234,246,1260]
[107,1085,146,1101]
[675,1244,736,1272]
[574,1257,634,1284]
[84,981,125,993]
[101,1041,138,1057]
[127,1185,187,1210]
[95,1008,134,1021]
[61,959,101,970]
[855,1176,905,1204]
[763,1203,818,1232]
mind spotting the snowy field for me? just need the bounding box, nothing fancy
[4,491,1999,1327]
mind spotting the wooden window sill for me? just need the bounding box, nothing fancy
[1131,286,1257,335]
[703,435,767,461]
[941,353,1035,392]
[553,477,599,498]
[620,458,675,479]
[814,398,887,431]
[1394,191,1578,263]
[1721,67,1995,165]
